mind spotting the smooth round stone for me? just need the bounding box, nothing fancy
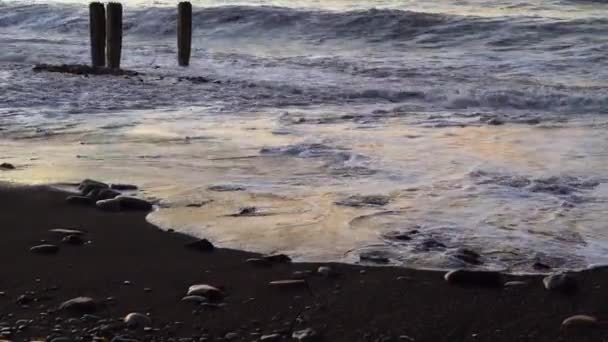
[543,273,577,293]
[444,269,503,288]
[59,297,96,313]
[30,244,59,255]
[187,285,224,301]
[124,313,151,328]
[49,229,85,236]
[116,197,153,211]
[0,163,15,170]
[562,315,598,328]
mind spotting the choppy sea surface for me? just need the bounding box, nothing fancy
[1,0,607,272]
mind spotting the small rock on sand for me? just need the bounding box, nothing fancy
[59,297,96,313]
[185,239,214,252]
[292,328,320,342]
[444,269,503,288]
[49,229,85,236]
[543,273,577,293]
[30,244,59,255]
[124,312,151,328]
[0,163,15,170]
[116,197,153,211]
[562,315,598,328]
[187,285,224,301]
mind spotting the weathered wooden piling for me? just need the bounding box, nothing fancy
[177,2,193,66]
[106,2,123,69]
[89,2,106,68]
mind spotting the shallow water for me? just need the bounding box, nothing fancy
[1,0,607,272]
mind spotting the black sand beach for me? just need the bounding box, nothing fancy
[1,184,607,341]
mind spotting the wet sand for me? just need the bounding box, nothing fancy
[1,184,607,341]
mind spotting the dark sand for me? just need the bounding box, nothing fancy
[1,184,608,341]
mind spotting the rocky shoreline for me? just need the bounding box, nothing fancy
[0,183,607,341]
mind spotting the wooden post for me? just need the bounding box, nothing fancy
[106,2,123,69]
[177,2,192,67]
[89,2,105,68]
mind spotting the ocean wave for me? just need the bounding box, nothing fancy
[1,3,607,45]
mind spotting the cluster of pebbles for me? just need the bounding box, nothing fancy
[66,179,152,212]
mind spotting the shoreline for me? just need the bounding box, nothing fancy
[0,183,607,341]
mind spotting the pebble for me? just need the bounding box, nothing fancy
[185,239,215,252]
[562,315,598,328]
[187,285,224,301]
[49,228,85,236]
[124,312,151,328]
[444,269,504,288]
[292,328,320,342]
[269,280,308,289]
[543,273,577,293]
[181,295,208,303]
[59,297,97,313]
[30,244,59,255]
[66,195,94,205]
[0,163,15,170]
[116,197,153,211]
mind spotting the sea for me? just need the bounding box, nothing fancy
[1,0,607,272]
